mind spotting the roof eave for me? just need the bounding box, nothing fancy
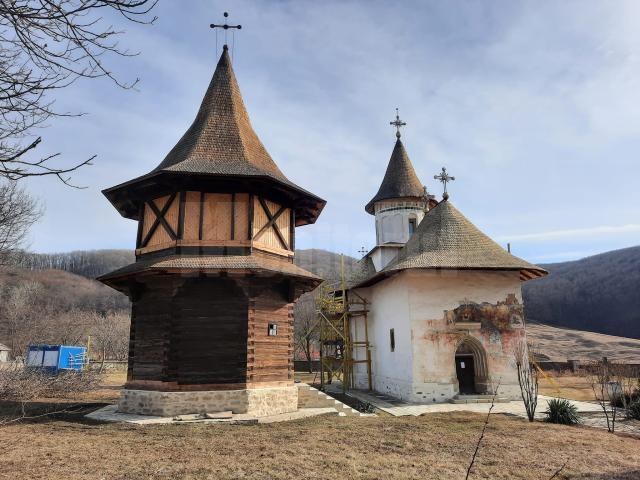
[103,170,326,225]
[353,265,548,289]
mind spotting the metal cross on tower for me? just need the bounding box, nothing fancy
[422,185,435,212]
[210,11,242,32]
[358,246,368,257]
[210,12,242,52]
[390,108,406,139]
[434,167,455,200]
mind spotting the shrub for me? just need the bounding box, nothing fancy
[360,401,377,414]
[544,398,580,425]
[628,400,640,420]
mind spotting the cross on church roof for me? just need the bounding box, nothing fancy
[422,185,435,212]
[358,246,368,257]
[210,12,242,32]
[390,108,406,139]
[210,12,242,51]
[434,167,455,200]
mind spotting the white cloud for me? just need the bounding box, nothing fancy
[497,224,640,242]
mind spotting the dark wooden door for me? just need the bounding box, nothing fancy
[455,355,475,394]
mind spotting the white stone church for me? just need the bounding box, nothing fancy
[348,122,547,403]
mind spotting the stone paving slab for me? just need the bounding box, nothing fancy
[86,405,339,425]
[344,390,602,419]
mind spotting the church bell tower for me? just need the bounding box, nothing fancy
[98,34,325,417]
[364,110,430,271]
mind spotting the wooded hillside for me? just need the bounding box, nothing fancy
[522,246,640,339]
[6,246,640,341]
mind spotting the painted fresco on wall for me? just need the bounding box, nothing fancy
[444,294,524,330]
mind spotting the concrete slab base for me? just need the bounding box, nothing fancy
[86,404,340,425]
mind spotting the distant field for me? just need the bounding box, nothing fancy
[527,321,640,362]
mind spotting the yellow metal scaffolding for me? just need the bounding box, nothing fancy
[318,255,372,393]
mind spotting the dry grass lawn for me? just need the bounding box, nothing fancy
[0,405,639,480]
[527,322,640,362]
[538,374,598,401]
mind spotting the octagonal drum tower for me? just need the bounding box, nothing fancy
[99,45,325,417]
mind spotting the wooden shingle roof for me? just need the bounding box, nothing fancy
[103,45,325,226]
[355,200,547,286]
[365,139,424,214]
[154,46,290,182]
[98,254,322,291]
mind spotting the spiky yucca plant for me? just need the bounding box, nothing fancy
[544,398,580,425]
[628,399,640,420]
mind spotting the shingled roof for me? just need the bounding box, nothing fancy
[365,139,425,214]
[355,200,547,286]
[102,45,325,225]
[154,46,290,181]
[99,254,322,292]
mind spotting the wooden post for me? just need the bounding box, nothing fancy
[198,192,205,240]
[177,191,186,239]
[248,194,254,240]
[230,193,236,240]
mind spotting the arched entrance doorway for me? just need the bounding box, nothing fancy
[454,336,489,395]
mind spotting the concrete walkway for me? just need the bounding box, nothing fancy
[342,389,602,419]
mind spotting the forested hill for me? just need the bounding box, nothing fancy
[522,246,640,339]
[10,249,134,278]
[10,246,640,339]
[9,248,358,281]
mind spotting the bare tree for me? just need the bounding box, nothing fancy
[614,363,640,414]
[588,359,618,433]
[514,339,539,422]
[294,291,318,373]
[90,310,129,370]
[0,181,41,262]
[0,363,101,423]
[0,0,158,185]
[0,280,43,356]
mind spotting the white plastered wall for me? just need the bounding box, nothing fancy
[353,269,526,403]
[351,274,414,399]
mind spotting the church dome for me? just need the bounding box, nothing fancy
[355,199,547,286]
[364,138,425,214]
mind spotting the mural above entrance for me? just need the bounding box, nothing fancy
[444,294,524,330]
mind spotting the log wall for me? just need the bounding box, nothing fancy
[126,276,293,390]
[247,287,294,384]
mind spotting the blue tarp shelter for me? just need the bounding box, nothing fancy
[26,344,87,372]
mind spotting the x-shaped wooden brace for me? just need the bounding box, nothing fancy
[254,197,289,250]
[140,193,178,247]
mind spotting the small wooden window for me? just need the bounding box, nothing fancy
[408,218,417,235]
[268,323,278,336]
[390,328,395,352]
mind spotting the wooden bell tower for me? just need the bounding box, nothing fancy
[98,44,325,417]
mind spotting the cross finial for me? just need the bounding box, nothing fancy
[358,246,368,257]
[422,185,435,212]
[434,167,455,200]
[390,108,406,139]
[210,12,242,49]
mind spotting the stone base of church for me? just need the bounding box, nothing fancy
[117,386,298,417]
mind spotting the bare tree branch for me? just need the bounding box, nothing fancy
[0,180,42,262]
[0,0,158,184]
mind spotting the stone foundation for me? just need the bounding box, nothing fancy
[118,386,298,417]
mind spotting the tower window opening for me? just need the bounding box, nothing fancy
[390,328,395,352]
[408,218,417,235]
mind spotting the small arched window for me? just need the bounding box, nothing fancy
[408,216,417,235]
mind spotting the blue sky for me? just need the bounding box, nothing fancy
[24,0,640,263]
